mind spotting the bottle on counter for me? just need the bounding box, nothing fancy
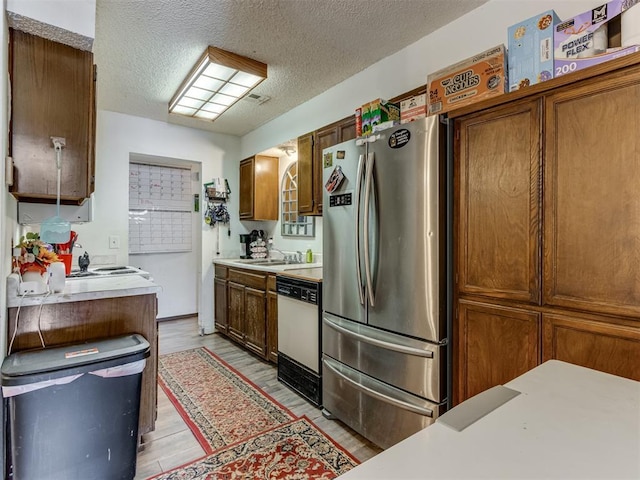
[306,247,313,263]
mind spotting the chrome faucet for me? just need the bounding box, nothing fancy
[270,246,289,261]
[267,239,302,264]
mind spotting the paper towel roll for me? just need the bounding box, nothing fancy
[48,262,66,293]
[622,5,640,47]
[578,23,608,58]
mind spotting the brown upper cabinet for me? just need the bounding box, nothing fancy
[239,155,279,221]
[9,29,96,205]
[543,77,640,318]
[453,57,640,404]
[297,115,357,216]
[456,99,542,305]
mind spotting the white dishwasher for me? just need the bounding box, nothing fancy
[276,275,322,407]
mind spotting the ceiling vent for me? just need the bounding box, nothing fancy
[243,93,271,105]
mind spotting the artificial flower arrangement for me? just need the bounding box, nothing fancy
[14,232,59,275]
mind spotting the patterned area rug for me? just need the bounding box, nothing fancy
[154,347,359,480]
[150,417,359,480]
[158,347,295,453]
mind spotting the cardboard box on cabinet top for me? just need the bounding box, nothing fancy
[427,45,507,116]
[554,0,640,77]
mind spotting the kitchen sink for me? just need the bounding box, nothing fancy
[235,259,290,266]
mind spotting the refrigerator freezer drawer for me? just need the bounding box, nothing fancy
[322,356,443,449]
[323,313,445,402]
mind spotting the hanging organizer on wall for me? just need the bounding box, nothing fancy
[204,178,231,229]
[204,178,231,255]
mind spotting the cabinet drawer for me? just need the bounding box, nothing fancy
[215,265,228,279]
[229,268,266,290]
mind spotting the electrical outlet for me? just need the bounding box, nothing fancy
[109,235,120,249]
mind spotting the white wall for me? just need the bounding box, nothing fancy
[241,0,606,158]
[6,0,95,38]
[70,110,241,333]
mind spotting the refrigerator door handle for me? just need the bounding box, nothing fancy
[363,151,376,307]
[354,153,366,306]
[324,315,434,358]
[323,357,434,417]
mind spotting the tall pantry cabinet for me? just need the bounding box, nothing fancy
[452,57,640,405]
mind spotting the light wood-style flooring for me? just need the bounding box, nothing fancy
[135,317,382,479]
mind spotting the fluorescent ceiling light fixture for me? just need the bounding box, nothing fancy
[169,46,267,122]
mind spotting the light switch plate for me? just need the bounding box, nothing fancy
[5,156,13,186]
[109,235,120,249]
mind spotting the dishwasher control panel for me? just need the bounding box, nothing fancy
[276,277,320,305]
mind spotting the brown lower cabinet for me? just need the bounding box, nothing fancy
[456,300,640,404]
[267,275,279,363]
[214,265,278,363]
[542,312,640,382]
[7,294,158,436]
[456,300,540,402]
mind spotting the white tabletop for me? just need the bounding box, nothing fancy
[340,360,640,479]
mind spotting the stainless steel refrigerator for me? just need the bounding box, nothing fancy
[322,115,447,449]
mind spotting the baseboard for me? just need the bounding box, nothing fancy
[156,313,198,322]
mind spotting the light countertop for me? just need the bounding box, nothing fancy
[340,360,640,479]
[276,267,323,282]
[7,273,161,308]
[213,258,322,276]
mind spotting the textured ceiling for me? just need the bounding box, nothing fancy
[94,0,487,137]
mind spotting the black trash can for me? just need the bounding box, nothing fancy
[2,334,150,480]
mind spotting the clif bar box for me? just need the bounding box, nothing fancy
[400,94,427,123]
[427,45,507,116]
[369,99,400,130]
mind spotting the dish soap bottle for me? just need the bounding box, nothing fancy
[306,247,313,263]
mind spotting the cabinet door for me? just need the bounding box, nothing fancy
[267,289,278,364]
[313,126,339,215]
[214,277,228,334]
[543,312,640,381]
[244,287,267,357]
[544,71,640,317]
[10,29,95,204]
[239,158,255,219]
[456,300,540,404]
[297,132,315,214]
[253,155,279,220]
[227,281,245,343]
[456,100,542,304]
[338,115,357,143]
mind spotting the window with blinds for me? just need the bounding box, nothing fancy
[129,162,193,253]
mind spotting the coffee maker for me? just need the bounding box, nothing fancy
[239,234,252,259]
